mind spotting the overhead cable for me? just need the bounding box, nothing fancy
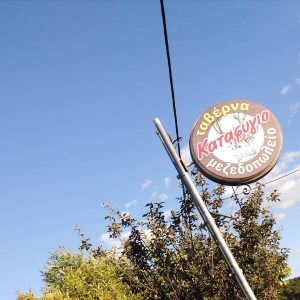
[222,167,300,201]
[160,0,181,158]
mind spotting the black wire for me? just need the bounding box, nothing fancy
[264,167,300,186]
[222,167,300,201]
[159,1,190,232]
[159,0,300,211]
[160,0,181,158]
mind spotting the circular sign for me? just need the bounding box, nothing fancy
[189,99,283,185]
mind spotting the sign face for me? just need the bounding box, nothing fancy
[189,100,283,185]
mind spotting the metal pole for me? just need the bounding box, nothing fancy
[154,118,257,300]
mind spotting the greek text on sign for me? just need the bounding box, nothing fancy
[189,100,283,185]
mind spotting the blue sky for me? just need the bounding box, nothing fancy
[0,1,300,299]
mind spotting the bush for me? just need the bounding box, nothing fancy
[17,248,140,300]
[103,170,289,299]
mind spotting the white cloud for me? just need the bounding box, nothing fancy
[271,162,288,175]
[288,102,300,124]
[141,178,152,191]
[164,177,172,188]
[283,150,300,162]
[296,78,300,86]
[281,84,292,95]
[222,151,300,216]
[263,151,300,214]
[100,231,131,248]
[280,179,296,194]
[181,144,192,166]
[223,186,234,199]
[289,246,300,277]
[125,199,138,208]
[159,193,169,201]
[150,191,169,201]
[270,151,300,175]
[163,209,172,219]
[264,151,300,181]
[100,232,112,243]
[99,233,120,247]
[274,212,287,221]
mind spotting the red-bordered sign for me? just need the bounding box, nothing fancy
[189,100,283,185]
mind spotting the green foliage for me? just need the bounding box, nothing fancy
[17,248,140,300]
[18,168,290,300]
[279,277,300,300]
[103,169,289,299]
[17,290,69,300]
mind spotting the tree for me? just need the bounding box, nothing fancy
[18,168,289,300]
[104,168,289,299]
[17,290,68,300]
[17,247,140,300]
[279,277,300,300]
